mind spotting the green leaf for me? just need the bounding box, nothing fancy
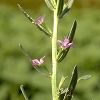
[63,65,78,100]
[40,65,50,74]
[59,0,74,19]
[20,85,29,100]
[45,0,55,11]
[57,20,77,62]
[78,75,91,82]
[57,48,67,63]
[57,0,64,17]
[67,0,74,9]
[18,4,52,38]
[67,20,77,42]
[59,76,68,89]
[19,44,50,78]
[41,23,52,37]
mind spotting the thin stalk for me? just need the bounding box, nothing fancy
[20,85,29,100]
[52,9,58,100]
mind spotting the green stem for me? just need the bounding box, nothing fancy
[52,8,58,100]
[20,85,29,100]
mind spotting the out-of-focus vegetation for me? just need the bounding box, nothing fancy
[0,0,100,100]
[0,0,100,10]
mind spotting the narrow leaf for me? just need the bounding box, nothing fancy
[45,0,55,10]
[40,65,50,74]
[18,4,35,23]
[59,0,74,19]
[51,0,56,5]
[20,85,29,100]
[57,0,64,16]
[57,20,77,62]
[41,23,52,37]
[18,4,52,38]
[19,44,50,78]
[78,75,91,82]
[63,65,78,100]
[67,20,77,42]
[59,76,68,89]
[67,0,74,9]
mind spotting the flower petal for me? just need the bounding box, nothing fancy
[40,56,45,64]
[32,59,40,66]
[57,40,63,45]
[71,43,75,48]
[35,14,46,24]
[58,37,75,49]
[68,43,73,47]
[64,37,69,44]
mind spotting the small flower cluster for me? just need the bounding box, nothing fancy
[32,56,45,66]
[32,37,74,66]
[35,14,46,24]
[57,37,75,49]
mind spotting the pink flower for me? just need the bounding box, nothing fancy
[57,37,75,49]
[35,14,46,24]
[32,56,45,66]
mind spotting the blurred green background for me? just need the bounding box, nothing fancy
[0,0,100,100]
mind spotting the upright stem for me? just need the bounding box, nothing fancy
[52,8,58,100]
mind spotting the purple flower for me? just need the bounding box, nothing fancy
[32,56,45,66]
[35,14,46,24]
[57,37,75,49]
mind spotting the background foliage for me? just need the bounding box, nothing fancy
[0,0,100,100]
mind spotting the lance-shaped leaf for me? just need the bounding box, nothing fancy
[20,85,29,100]
[41,22,52,36]
[78,75,91,82]
[59,0,74,19]
[19,44,50,78]
[57,0,64,17]
[18,4,52,38]
[63,65,78,100]
[59,76,68,90]
[67,20,77,42]
[45,0,55,11]
[57,20,77,62]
